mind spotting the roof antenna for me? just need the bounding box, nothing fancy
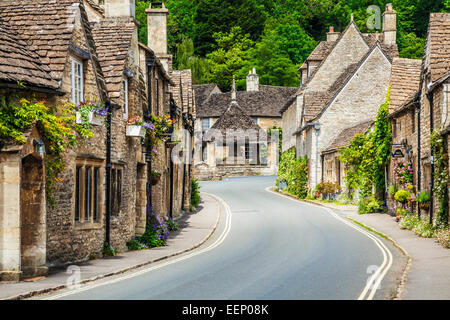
[231,75,236,101]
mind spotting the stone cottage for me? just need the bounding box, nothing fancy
[386,58,422,210]
[281,4,399,192]
[0,0,195,281]
[193,70,297,180]
[416,13,450,223]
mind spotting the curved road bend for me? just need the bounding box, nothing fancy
[38,176,404,300]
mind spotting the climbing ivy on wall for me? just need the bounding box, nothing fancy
[431,128,449,226]
[276,148,308,199]
[0,91,94,207]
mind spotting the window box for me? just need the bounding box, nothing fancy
[126,125,146,138]
[76,111,103,126]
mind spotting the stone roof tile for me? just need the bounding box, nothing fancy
[389,58,421,113]
[324,119,374,153]
[427,13,450,82]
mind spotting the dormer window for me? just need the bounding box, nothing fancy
[71,57,84,105]
[123,78,129,119]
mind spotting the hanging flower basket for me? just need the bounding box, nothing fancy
[419,202,430,210]
[76,111,104,126]
[126,125,146,138]
[150,171,161,186]
[151,176,160,186]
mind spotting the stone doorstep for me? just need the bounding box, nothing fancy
[0,194,221,300]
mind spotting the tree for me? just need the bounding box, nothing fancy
[175,38,210,84]
[193,0,267,56]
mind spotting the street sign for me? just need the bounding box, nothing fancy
[392,149,404,158]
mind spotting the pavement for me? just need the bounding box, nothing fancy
[0,193,220,300]
[301,199,450,300]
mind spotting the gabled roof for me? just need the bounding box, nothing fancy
[0,0,108,100]
[296,43,391,131]
[92,18,135,103]
[426,13,450,82]
[193,84,221,110]
[195,85,297,118]
[323,119,374,153]
[205,100,263,142]
[389,58,421,113]
[298,41,335,70]
[0,0,80,82]
[0,17,58,90]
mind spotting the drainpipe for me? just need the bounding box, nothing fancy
[416,105,421,218]
[321,154,324,182]
[146,58,155,221]
[314,123,321,188]
[105,101,120,245]
[426,91,434,225]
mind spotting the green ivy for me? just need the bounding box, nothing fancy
[0,93,94,206]
[431,128,449,226]
[276,148,308,199]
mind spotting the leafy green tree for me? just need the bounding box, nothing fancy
[204,27,255,91]
[175,38,210,84]
[193,0,267,56]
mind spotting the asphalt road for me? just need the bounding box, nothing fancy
[39,176,403,300]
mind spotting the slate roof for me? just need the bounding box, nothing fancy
[0,0,80,82]
[0,17,58,89]
[323,119,374,153]
[205,100,264,142]
[195,85,297,118]
[92,18,135,102]
[389,58,421,113]
[426,13,450,82]
[193,84,220,110]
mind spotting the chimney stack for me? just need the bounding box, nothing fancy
[326,26,340,42]
[104,0,136,18]
[146,2,172,73]
[246,67,259,92]
[383,3,397,45]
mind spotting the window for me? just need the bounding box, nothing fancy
[251,117,258,124]
[71,57,84,105]
[123,78,129,119]
[111,167,122,216]
[75,163,101,223]
[245,143,250,160]
[411,111,415,133]
[202,119,210,133]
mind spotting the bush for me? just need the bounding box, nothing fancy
[103,242,116,256]
[396,207,412,217]
[394,189,412,203]
[400,215,419,230]
[388,184,398,195]
[336,193,354,205]
[127,207,169,250]
[358,197,383,214]
[435,227,450,248]
[415,190,430,203]
[412,219,436,238]
[276,149,308,199]
[315,181,340,197]
[190,179,201,211]
[166,219,179,231]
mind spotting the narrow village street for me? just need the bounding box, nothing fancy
[33,176,404,300]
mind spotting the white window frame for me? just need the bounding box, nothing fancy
[71,57,84,105]
[202,118,210,132]
[123,78,129,119]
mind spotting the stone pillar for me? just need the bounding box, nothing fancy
[383,3,397,45]
[146,2,172,73]
[246,68,259,92]
[0,153,21,282]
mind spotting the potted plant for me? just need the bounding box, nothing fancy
[150,170,161,185]
[75,101,107,127]
[388,184,398,200]
[126,116,148,138]
[415,191,430,210]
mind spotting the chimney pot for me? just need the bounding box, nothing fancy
[329,26,334,33]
